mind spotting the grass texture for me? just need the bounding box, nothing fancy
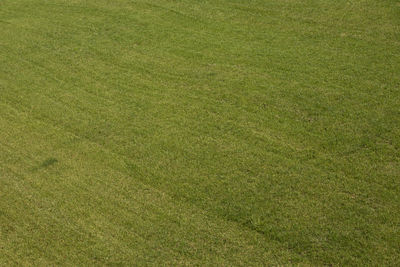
[1,0,399,265]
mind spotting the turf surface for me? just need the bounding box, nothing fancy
[1,0,400,265]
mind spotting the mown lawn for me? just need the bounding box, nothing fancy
[1,0,399,265]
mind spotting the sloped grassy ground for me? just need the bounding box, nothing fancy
[1,0,399,265]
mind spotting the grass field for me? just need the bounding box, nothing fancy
[1,0,399,265]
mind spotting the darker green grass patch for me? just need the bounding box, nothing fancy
[39,157,58,168]
[30,157,58,172]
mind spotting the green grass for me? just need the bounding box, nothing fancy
[1,0,399,265]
